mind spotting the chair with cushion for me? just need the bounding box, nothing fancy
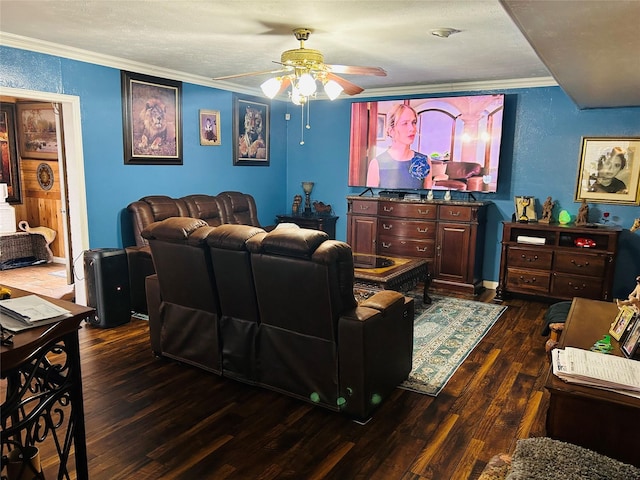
[246,227,414,420]
[217,191,274,230]
[141,217,222,373]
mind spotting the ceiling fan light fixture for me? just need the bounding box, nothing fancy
[430,28,461,38]
[297,72,317,96]
[324,79,343,100]
[290,85,305,106]
[260,77,282,99]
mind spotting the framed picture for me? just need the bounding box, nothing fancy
[16,102,58,160]
[575,136,640,205]
[121,71,182,165]
[376,113,386,141]
[514,196,537,222]
[233,94,269,166]
[609,306,636,341]
[621,314,640,358]
[199,110,221,146]
[0,103,22,203]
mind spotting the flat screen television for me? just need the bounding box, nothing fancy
[348,94,505,193]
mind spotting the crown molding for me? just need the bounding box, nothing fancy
[2,33,558,100]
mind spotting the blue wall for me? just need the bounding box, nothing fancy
[2,45,639,296]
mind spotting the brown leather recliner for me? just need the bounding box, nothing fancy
[246,227,414,420]
[217,191,274,230]
[126,194,227,313]
[141,217,222,374]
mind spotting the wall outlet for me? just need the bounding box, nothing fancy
[285,113,291,120]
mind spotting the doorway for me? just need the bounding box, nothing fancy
[1,87,90,305]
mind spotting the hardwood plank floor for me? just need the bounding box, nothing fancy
[3,288,553,479]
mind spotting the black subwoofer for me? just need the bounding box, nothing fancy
[84,248,131,328]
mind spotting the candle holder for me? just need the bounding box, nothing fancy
[301,181,314,215]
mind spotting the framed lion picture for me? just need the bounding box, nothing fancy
[233,94,269,166]
[121,71,183,165]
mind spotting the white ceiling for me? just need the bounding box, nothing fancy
[1,1,638,108]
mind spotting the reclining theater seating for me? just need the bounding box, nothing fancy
[142,219,415,420]
[126,192,269,314]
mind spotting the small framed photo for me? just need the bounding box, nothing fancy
[16,102,58,160]
[514,196,537,222]
[121,70,182,165]
[622,315,640,358]
[575,136,640,206]
[233,94,269,166]
[609,306,636,341]
[199,110,220,146]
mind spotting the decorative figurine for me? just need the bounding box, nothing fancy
[539,196,555,224]
[518,196,532,222]
[631,218,640,232]
[292,194,302,214]
[617,275,640,313]
[313,201,332,215]
[444,190,451,201]
[575,199,589,226]
[427,190,434,200]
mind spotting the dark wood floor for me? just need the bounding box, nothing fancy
[8,289,553,479]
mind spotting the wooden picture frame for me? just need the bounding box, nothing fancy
[575,136,640,205]
[121,71,182,165]
[609,306,636,341]
[0,103,22,204]
[514,196,537,222]
[16,102,58,160]
[199,110,221,146]
[233,94,269,166]
[621,314,640,358]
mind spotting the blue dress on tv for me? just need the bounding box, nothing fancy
[376,150,430,189]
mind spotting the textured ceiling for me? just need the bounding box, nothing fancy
[0,1,638,108]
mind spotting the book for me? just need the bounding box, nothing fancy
[0,295,71,332]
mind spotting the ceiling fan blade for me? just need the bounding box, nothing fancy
[326,73,364,96]
[213,68,287,81]
[326,64,387,76]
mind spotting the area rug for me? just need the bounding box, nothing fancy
[400,293,507,396]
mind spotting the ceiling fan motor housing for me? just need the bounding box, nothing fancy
[281,48,324,69]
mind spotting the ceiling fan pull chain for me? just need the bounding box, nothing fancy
[300,104,305,145]
[306,100,311,130]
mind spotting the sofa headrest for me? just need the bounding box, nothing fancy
[142,217,211,245]
[249,228,329,258]
[139,195,190,220]
[181,194,227,226]
[207,224,266,250]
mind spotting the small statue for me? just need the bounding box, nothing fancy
[313,200,332,215]
[575,199,589,226]
[631,218,640,232]
[292,194,302,214]
[539,196,555,224]
[617,275,640,313]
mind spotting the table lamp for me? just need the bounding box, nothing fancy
[302,182,314,215]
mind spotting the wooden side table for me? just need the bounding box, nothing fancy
[544,297,640,467]
[275,214,338,239]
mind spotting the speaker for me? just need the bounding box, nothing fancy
[84,248,131,328]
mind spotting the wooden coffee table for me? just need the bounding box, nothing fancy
[353,254,431,304]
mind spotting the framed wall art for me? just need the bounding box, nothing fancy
[0,103,22,203]
[575,136,640,206]
[514,196,537,222]
[233,94,269,166]
[16,102,58,160]
[199,110,221,146]
[121,71,182,165]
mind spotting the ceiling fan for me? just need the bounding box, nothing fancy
[213,28,387,101]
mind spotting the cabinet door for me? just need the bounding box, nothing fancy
[347,214,377,267]
[436,222,471,282]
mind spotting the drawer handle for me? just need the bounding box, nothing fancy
[520,254,539,262]
[520,276,536,284]
[383,206,394,212]
[417,227,429,233]
[416,246,429,252]
[418,209,431,215]
[359,205,370,210]
[382,224,392,230]
[448,210,461,217]
[381,242,391,248]
[570,259,589,268]
[568,281,587,290]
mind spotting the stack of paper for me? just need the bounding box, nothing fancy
[0,295,71,332]
[552,347,640,398]
[516,235,546,245]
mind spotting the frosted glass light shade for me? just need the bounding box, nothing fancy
[297,73,317,96]
[261,77,282,98]
[324,79,343,100]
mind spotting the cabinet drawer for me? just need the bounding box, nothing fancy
[551,273,603,299]
[379,201,436,219]
[350,199,377,215]
[507,247,553,270]
[554,253,607,276]
[378,235,435,257]
[378,218,436,239]
[506,268,551,294]
[438,205,472,222]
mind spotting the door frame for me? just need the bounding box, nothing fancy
[3,87,90,305]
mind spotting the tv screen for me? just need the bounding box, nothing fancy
[348,94,505,193]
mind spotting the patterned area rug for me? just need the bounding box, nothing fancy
[401,293,506,396]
